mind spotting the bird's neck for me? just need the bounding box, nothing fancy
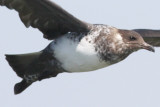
[94,31,131,63]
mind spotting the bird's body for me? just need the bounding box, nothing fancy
[52,25,118,72]
[52,31,107,73]
[41,24,134,73]
[0,0,160,94]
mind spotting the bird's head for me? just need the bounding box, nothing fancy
[94,27,155,62]
[118,30,155,53]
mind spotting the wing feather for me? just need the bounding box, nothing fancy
[133,29,160,47]
[0,0,91,39]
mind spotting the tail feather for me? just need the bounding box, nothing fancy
[14,80,31,95]
[5,52,42,78]
[5,52,42,94]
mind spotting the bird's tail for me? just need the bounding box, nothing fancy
[5,52,42,94]
[5,52,41,78]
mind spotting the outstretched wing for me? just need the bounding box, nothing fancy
[133,29,160,47]
[0,0,91,40]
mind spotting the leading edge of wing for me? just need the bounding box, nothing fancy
[133,29,160,47]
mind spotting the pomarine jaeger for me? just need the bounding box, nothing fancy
[0,0,160,94]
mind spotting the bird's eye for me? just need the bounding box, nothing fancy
[129,36,136,41]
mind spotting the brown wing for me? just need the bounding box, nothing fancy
[133,29,160,47]
[0,0,91,40]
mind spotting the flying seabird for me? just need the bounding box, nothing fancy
[0,0,160,95]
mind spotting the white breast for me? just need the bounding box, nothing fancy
[50,33,109,72]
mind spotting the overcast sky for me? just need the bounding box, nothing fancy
[0,0,160,107]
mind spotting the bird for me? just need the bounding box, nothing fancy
[0,0,160,95]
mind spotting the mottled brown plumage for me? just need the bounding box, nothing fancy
[0,0,159,95]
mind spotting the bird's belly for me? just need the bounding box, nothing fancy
[59,55,109,72]
[50,34,109,72]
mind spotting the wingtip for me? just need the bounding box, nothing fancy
[5,54,14,61]
[5,54,9,56]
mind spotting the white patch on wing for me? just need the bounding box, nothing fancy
[51,33,108,72]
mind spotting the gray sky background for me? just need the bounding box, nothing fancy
[0,0,160,107]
